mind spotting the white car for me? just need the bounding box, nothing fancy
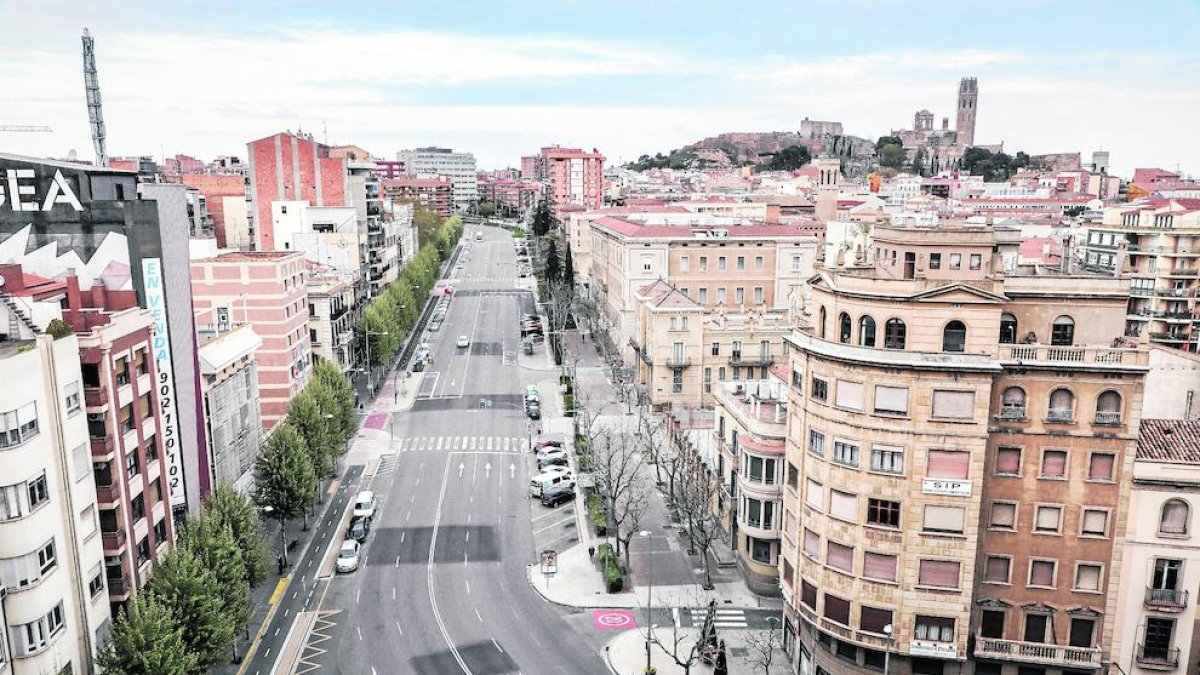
[352,491,376,520]
[428,321,441,332]
[336,540,360,573]
[536,448,567,462]
[457,335,470,348]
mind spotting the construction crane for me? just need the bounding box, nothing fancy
[0,125,53,133]
[81,28,107,167]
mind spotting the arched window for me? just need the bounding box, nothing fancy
[1095,391,1122,425]
[859,316,877,347]
[818,306,827,339]
[839,313,852,344]
[1000,387,1026,419]
[884,319,906,349]
[1048,388,1075,422]
[943,320,967,352]
[1051,315,1075,346]
[999,313,1018,344]
[1161,499,1190,536]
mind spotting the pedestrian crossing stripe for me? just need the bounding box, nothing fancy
[391,436,530,453]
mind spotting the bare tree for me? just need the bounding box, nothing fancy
[636,407,669,486]
[592,429,648,567]
[675,453,724,589]
[744,619,783,674]
[648,599,719,675]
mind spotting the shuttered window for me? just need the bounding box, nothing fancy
[1082,509,1108,536]
[1041,450,1068,478]
[1075,564,1102,591]
[829,490,857,522]
[995,447,1021,475]
[863,552,897,582]
[1088,453,1114,481]
[1029,560,1056,587]
[984,556,1011,583]
[836,380,864,411]
[927,450,969,479]
[801,581,818,609]
[990,502,1016,529]
[860,606,893,634]
[932,390,974,420]
[803,529,820,558]
[923,505,966,534]
[805,479,823,510]
[918,559,961,588]
[827,542,854,573]
[1035,505,1062,532]
[874,385,909,415]
[823,594,851,626]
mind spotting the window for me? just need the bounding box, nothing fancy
[1069,618,1096,648]
[718,256,727,271]
[698,288,708,303]
[139,392,152,421]
[0,538,57,588]
[1047,388,1075,422]
[1024,614,1050,643]
[735,287,745,304]
[838,313,852,343]
[1028,559,1056,588]
[115,357,130,385]
[985,556,1011,584]
[26,473,48,510]
[803,529,820,558]
[827,541,854,573]
[990,502,1017,530]
[679,256,690,271]
[125,452,140,479]
[1088,453,1115,481]
[932,390,974,420]
[88,563,104,597]
[717,287,726,304]
[120,404,135,433]
[923,505,965,534]
[867,498,900,528]
[1081,509,1108,536]
[72,443,90,482]
[830,490,857,521]
[1051,315,1075,346]
[823,594,851,626]
[710,342,720,356]
[1160,499,1190,536]
[833,440,859,468]
[1040,450,1068,479]
[79,504,96,539]
[835,380,863,410]
[929,253,942,269]
[672,368,683,394]
[1035,505,1063,533]
[942,320,967,352]
[0,403,39,448]
[791,255,802,272]
[641,255,653,272]
[718,367,726,381]
[801,581,817,609]
[915,616,955,643]
[855,316,877,347]
[980,610,1006,639]
[703,367,712,394]
[1075,563,1102,592]
[736,256,746,271]
[927,450,969,479]
[811,377,828,402]
[754,255,764,270]
[699,256,708,271]
[863,552,897,582]
[134,349,148,376]
[1000,313,1018,344]
[949,253,962,270]
[750,537,772,563]
[1000,387,1026,419]
[809,430,825,457]
[995,446,1021,475]
[1143,617,1176,661]
[753,287,764,303]
[805,479,823,510]
[861,606,893,635]
[131,494,145,521]
[64,382,81,415]
[1095,391,1122,425]
[969,253,982,270]
[874,385,908,415]
[870,446,905,474]
[786,462,799,490]
[12,602,65,657]
[884,318,906,349]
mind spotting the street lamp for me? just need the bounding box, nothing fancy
[883,623,894,675]
[639,529,653,671]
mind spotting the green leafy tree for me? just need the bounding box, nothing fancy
[409,205,443,248]
[254,422,317,545]
[910,148,928,176]
[766,145,811,171]
[98,593,200,675]
[875,135,903,150]
[878,143,907,169]
[46,318,73,339]
[313,360,356,446]
[478,201,497,217]
[544,239,561,283]
[181,510,251,636]
[204,484,271,587]
[288,390,338,480]
[145,546,236,670]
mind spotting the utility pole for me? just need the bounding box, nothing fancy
[81,28,107,167]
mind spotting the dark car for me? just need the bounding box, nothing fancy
[540,485,575,507]
[536,439,563,450]
[347,516,370,543]
[526,400,541,419]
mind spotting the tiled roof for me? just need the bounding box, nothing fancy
[1137,419,1200,462]
[593,216,818,239]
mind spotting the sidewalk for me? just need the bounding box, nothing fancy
[605,626,787,675]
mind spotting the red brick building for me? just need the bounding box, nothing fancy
[180,173,246,248]
[246,132,348,251]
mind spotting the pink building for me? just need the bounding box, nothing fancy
[534,145,605,218]
[190,251,311,429]
[246,132,349,251]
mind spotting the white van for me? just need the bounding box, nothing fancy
[352,490,376,520]
[529,469,575,497]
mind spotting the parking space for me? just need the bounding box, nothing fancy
[525,435,580,554]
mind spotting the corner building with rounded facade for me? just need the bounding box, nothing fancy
[779,221,1145,675]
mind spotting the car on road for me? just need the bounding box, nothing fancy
[352,491,376,521]
[428,320,441,332]
[475,232,484,241]
[536,447,566,461]
[413,350,431,372]
[336,540,361,573]
[347,516,370,543]
[540,485,575,507]
[529,468,576,497]
[457,335,470,349]
[535,439,563,450]
[538,456,569,471]
[526,400,541,419]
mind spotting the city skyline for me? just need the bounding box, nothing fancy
[0,0,1197,173]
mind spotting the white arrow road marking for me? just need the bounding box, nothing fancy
[509,464,515,478]
[458,462,465,478]
[484,463,492,477]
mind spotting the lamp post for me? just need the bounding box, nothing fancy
[883,623,894,675]
[639,529,653,671]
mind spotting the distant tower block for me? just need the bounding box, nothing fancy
[814,156,841,223]
[1092,150,1111,174]
[956,77,978,147]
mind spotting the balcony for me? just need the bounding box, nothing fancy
[730,351,773,367]
[1145,587,1189,611]
[996,406,1026,421]
[974,637,1102,669]
[1156,288,1196,298]
[1150,332,1190,343]
[84,386,109,409]
[1046,409,1075,424]
[102,528,128,553]
[999,344,1149,370]
[106,570,133,598]
[95,482,121,506]
[1136,644,1180,670]
[665,354,692,368]
[714,381,788,439]
[1094,411,1123,426]
[90,434,115,458]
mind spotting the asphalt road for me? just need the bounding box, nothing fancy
[300,227,607,674]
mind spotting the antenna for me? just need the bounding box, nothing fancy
[81,28,108,167]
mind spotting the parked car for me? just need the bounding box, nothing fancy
[540,485,575,507]
[336,540,361,573]
[475,232,484,241]
[526,400,541,419]
[538,456,569,471]
[536,448,567,461]
[413,350,430,372]
[535,439,563,450]
[522,339,534,355]
[529,468,575,497]
[352,491,376,521]
[428,320,441,332]
[347,516,370,543]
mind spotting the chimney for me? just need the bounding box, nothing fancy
[942,117,949,131]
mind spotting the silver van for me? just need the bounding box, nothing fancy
[529,469,575,497]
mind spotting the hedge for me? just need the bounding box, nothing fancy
[597,543,623,593]
[587,490,607,536]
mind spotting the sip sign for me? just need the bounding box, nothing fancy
[142,258,186,507]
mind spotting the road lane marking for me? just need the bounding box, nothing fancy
[357,626,362,641]
[533,516,575,535]
[492,638,503,653]
[465,580,471,594]
[395,621,403,636]
[427,456,473,673]
[475,609,483,622]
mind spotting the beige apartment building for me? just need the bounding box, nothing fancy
[779,219,1146,675]
[1083,199,1200,350]
[307,268,358,374]
[591,216,818,363]
[631,280,790,409]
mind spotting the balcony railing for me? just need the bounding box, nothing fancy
[106,570,133,597]
[974,637,1102,668]
[997,406,1027,421]
[90,434,115,458]
[84,386,109,408]
[1000,344,1147,367]
[1046,409,1075,423]
[1150,332,1190,342]
[95,482,120,505]
[1145,587,1189,611]
[102,528,127,552]
[665,354,692,367]
[730,352,773,367]
[1136,644,1180,670]
[1094,411,1122,426]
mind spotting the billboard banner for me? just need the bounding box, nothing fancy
[143,257,186,507]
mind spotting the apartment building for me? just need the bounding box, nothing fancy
[307,269,357,374]
[1111,420,1200,675]
[538,146,605,218]
[190,251,311,429]
[779,219,1146,675]
[246,131,349,251]
[180,173,251,249]
[0,303,110,675]
[591,217,818,362]
[198,324,264,494]
[1083,199,1200,350]
[382,175,453,218]
[632,280,790,408]
[396,147,477,213]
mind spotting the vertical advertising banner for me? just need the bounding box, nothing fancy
[142,258,186,507]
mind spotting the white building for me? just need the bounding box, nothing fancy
[396,147,478,213]
[0,302,110,674]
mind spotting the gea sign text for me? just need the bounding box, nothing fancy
[0,169,84,212]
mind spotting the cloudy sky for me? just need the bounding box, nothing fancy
[0,0,1196,175]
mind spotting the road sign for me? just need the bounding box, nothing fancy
[540,549,557,576]
[592,609,636,630]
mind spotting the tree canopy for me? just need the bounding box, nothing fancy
[145,546,236,669]
[764,145,812,171]
[98,593,200,675]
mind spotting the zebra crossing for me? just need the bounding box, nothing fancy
[449,274,514,284]
[392,435,530,454]
[684,607,749,629]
